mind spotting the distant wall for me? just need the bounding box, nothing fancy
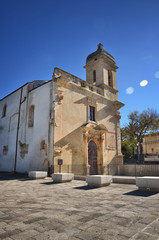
[119,164,159,176]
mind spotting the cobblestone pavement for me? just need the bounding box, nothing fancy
[0,173,159,240]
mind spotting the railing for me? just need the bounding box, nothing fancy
[54,68,104,96]
[123,153,159,164]
[71,76,104,96]
[120,164,159,177]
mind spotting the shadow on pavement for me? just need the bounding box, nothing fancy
[73,185,100,190]
[124,190,158,197]
[19,178,35,181]
[41,181,63,185]
[0,172,28,181]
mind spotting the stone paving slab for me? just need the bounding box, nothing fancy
[0,173,159,239]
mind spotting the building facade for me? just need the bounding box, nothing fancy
[0,44,124,175]
[142,133,159,155]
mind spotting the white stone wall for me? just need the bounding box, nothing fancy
[0,81,54,173]
[0,89,22,171]
[16,82,53,173]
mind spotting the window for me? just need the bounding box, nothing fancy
[87,97,97,123]
[89,106,95,121]
[93,70,96,83]
[108,70,113,88]
[2,104,7,118]
[28,105,34,127]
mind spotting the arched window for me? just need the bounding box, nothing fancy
[2,104,7,118]
[28,105,34,127]
[108,70,113,88]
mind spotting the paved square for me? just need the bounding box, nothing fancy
[0,173,159,240]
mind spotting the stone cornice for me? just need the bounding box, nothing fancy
[97,83,118,93]
[113,100,125,109]
[84,57,118,70]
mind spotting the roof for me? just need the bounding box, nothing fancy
[86,43,116,65]
[0,80,51,101]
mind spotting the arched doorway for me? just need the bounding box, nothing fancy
[88,141,98,175]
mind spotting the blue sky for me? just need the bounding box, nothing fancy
[1,0,159,127]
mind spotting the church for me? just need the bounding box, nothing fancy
[0,44,124,175]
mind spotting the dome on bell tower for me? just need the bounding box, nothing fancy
[84,44,118,89]
[86,43,116,65]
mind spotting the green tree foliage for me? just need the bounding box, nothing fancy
[121,109,159,155]
[121,128,137,154]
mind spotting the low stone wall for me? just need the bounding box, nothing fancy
[119,164,159,176]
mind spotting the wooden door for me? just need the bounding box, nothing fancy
[88,141,98,175]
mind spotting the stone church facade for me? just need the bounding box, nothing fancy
[0,44,124,175]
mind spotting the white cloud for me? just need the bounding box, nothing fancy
[155,71,159,78]
[140,80,148,87]
[126,87,134,95]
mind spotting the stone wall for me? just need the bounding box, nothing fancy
[142,133,159,154]
[0,81,53,173]
[0,88,22,172]
[119,164,159,176]
[53,68,122,175]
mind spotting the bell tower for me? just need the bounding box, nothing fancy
[84,43,118,91]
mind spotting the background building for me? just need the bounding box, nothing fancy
[142,133,159,162]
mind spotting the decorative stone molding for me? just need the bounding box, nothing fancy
[19,141,28,159]
[115,111,121,119]
[54,148,62,157]
[53,72,61,80]
[113,100,125,110]
[3,145,8,155]
[57,93,64,105]
[87,97,97,107]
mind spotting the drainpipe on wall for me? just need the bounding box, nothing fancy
[14,87,23,173]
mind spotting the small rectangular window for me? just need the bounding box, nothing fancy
[89,106,95,121]
[108,70,113,88]
[93,70,96,83]
[2,104,7,118]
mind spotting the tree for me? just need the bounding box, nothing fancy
[121,109,159,159]
[121,128,137,155]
